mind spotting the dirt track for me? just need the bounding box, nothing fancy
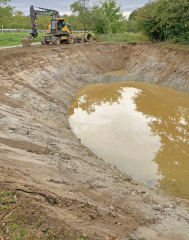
[0,42,189,240]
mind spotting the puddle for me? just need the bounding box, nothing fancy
[69,81,189,199]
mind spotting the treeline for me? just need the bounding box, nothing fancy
[70,0,126,33]
[1,0,189,43]
[0,0,14,26]
[1,9,83,30]
[0,0,127,33]
[127,0,189,43]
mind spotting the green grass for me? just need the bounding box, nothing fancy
[157,41,189,51]
[2,31,189,52]
[95,32,149,42]
[95,32,189,50]
[0,31,93,47]
[0,31,45,47]
[0,189,84,239]
[0,31,148,47]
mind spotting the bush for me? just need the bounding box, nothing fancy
[137,0,189,43]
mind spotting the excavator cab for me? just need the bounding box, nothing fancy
[51,18,72,35]
[40,18,74,45]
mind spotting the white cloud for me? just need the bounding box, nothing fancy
[10,0,147,18]
[59,11,72,16]
[12,3,27,6]
[122,12,131,19]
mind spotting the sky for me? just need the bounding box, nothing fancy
[10,0,149,19]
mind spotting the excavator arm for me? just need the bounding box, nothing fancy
[29,5,59,38]
[21,5,59,46]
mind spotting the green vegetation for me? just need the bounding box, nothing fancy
[157,42,189,51]
[1,0,127,34]
[126,10,140,33]
[71,0,126,34]
[77,233,88,240]
[0,0,14,26]
[0,188,84,239]
[0,32,45,47]
[0,0,189,51]
[133,0,189,43]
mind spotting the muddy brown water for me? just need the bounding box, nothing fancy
[69,80,189,199]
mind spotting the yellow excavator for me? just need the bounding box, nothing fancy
[21,5,92,47]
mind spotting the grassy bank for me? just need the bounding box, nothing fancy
[0,184,88,240]
[0,32,148,47]
[157,42,189,51]
[95,32,189,51]
[0,32,45,47]
[95,32,149,42]
[1,31,189,52]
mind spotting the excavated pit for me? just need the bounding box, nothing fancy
[0,42,189,240]
[69,80,189,199]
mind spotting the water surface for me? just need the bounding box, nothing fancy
[69,81,189,199]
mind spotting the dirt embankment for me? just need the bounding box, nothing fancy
[0,42,189,240]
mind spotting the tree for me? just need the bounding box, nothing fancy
[101,0,125,33]
[126,10,140,33]
[70,0,126,33]
[70,0,91,31]
[0,0,14,27]
[128,10,138,21]
[136,0,189,42]
[9,11,29,29]
[89,4,110,34]
[61,14,83,30]
[101,0,122,23]
[5,10,52,30]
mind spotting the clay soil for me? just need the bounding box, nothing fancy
[0,42,189,240]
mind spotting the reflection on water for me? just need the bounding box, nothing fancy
[69,81,189,199]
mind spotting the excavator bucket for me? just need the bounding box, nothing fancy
[21,37,34,47]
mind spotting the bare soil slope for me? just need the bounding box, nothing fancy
[0,42,189,240]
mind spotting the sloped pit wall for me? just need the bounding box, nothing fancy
[125,42,189,92]
[0,43,128,169]
[0,42,189,168]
